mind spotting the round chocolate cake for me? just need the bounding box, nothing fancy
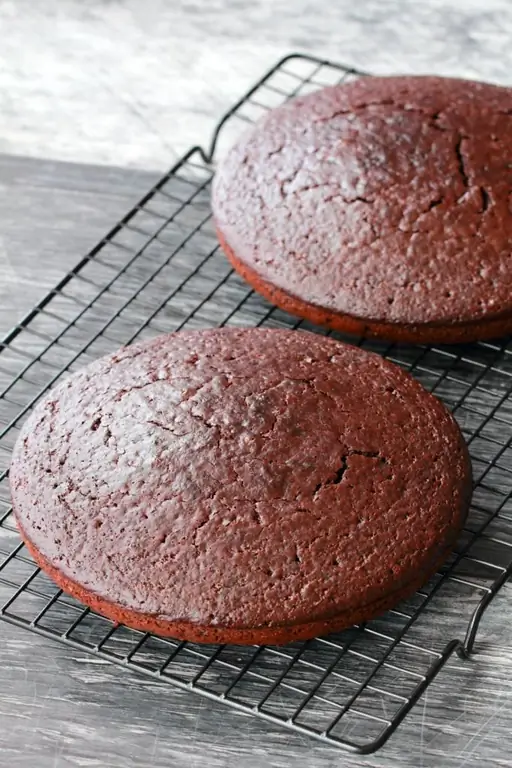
[213,76,512,343]
[10,329,471,644]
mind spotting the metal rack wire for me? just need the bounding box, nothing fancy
[1,53,512,755]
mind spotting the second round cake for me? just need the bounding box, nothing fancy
[213,75,512,343]
[10,329,471,644]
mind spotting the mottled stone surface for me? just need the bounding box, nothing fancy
[1,0,512,168]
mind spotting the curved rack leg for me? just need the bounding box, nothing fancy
[457,562,512,658]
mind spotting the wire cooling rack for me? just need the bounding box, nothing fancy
[1,53,512,755]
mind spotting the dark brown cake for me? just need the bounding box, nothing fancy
[212,76,512,343]
[10,329,471,644]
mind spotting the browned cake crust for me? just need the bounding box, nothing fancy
[212,76,512,344]
[10,329,472,644]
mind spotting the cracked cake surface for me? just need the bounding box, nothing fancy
[212,76,512,343]
[10,328,471,644]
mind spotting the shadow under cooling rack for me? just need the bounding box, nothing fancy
[1,53,512,755]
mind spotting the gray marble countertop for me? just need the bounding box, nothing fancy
[2,0,512,169]
[2,1,512,766]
